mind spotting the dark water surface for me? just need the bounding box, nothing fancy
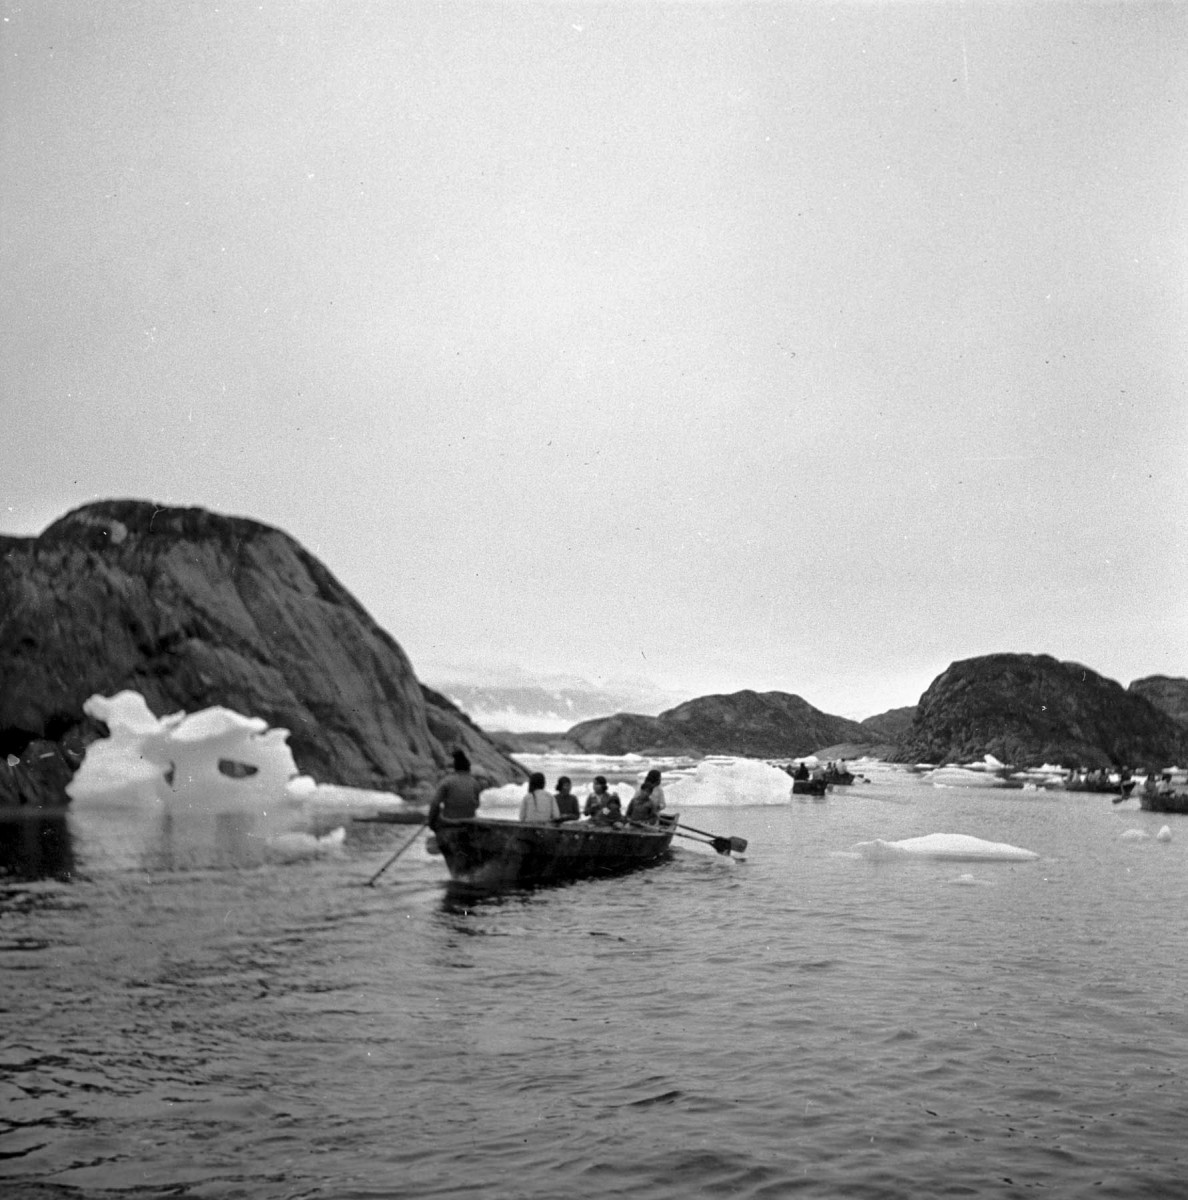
[3,771,1187,1198]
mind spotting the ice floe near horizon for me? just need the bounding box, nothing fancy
[853,833,1039,862]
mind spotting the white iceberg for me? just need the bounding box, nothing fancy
[853,833,1039,862]
[65,690,369,869]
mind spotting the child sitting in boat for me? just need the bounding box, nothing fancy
[626,780,662,825]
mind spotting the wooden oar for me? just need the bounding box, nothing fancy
[675,820,748,854]
[628,819,743,857]
[365,820,427,887]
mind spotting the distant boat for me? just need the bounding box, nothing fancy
[432,816,676,889]
[792,778,829,796]
[1065,778,1136,796]
[1138,790,1188,815]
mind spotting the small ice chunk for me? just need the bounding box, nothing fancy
[1119,829,1148,841]
[1156,825,1172,842]
[853,833,1039,861]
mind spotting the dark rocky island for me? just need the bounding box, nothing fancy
[0,500,524,806]
[567,690,872,759]
[890,653,1188,769]
[1128,675,1188,728]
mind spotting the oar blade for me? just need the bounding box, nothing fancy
[730,836,748,853]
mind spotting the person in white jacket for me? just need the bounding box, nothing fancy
[519,772,561,823]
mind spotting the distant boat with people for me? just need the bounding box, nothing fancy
[1062,770,1136,796]
[1137,769,1188,814]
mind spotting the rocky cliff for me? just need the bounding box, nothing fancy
[568,690,871,758]
[1128,675,1188,728]
[861,706,917,740]
[0,500,524,804]
[890,654,1188,769]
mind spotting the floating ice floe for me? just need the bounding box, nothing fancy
[949,872,994,886]
[65,691,401,869]
[1119,829,1149,841]
[924,766,1015,789]
[852,833,1039,862]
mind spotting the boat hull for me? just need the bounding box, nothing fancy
[792,779,829,796]
[433,817,675,888]
[1139,792,1188,815]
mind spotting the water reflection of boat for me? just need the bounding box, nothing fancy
[0,811,74,881]
[433,816,675,889]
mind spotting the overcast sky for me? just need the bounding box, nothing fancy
[2,2,1185,719]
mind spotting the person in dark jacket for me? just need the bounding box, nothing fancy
[554,776,580,822]
[427,750,485,830]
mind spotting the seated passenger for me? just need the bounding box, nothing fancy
[793,762,810,781]
[584,775,618,816]
[554,776,580,822]
[626,781,661,825]
[640,768,667,811]
[519,771,561,824]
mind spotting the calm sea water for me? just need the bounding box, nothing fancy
[2,764,1186,1199]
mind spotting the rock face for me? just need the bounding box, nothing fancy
[568,690,871,759]
[861,706,917,741]
[891,654,1188,769]
[0,500,524,804]
[1129,676,1188,727]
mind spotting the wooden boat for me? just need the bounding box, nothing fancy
[1139,791,1188,815]
[792,778,829,796]
[432,815,676,889]
[1065,778,1136,796]
[823,770,855,786]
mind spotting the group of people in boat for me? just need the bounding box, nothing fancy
[783,760,850,783]
[520,769,667,827]
[426,751,668,830]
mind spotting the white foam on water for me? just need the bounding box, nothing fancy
[1119,829,1149,841]
[852,833,1039,862]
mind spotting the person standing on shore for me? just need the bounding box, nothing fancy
[426,750,485,830]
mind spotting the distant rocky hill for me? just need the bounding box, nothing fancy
[891,654,1188,769]
[861,706,917,740]
[0,500,524,805]
[1128,675,1188,727]
[567,690,871,759]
